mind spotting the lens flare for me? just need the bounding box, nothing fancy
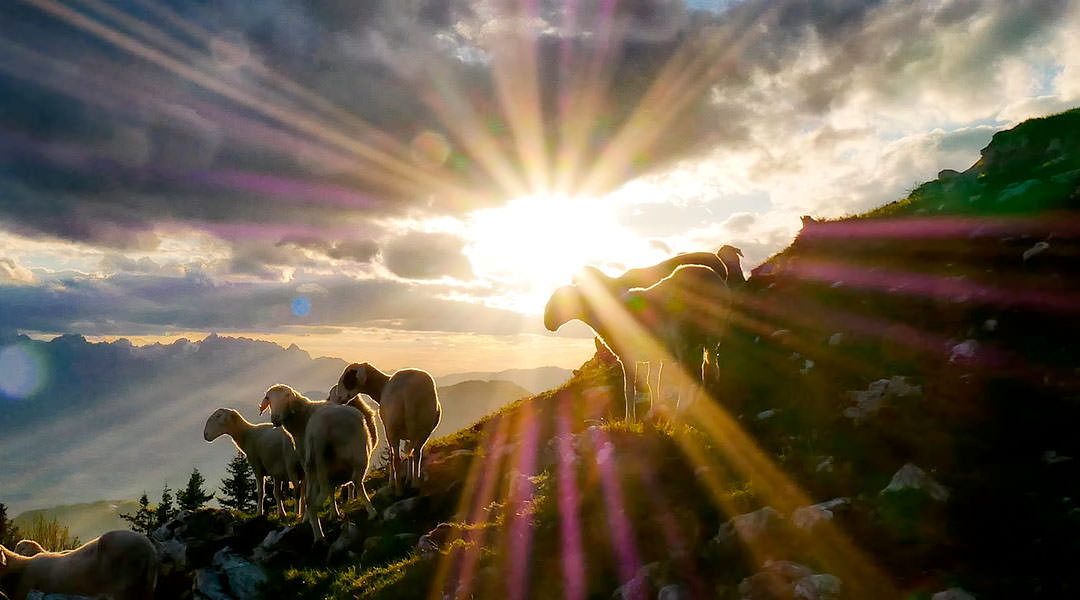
[0,344,46,400]
[291,296,311,317]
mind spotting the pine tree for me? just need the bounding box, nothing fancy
[218,452,257,513]
[177,468,215,511]
[120,492,156,535]
[0,502,22,547]
[154,481,178,529]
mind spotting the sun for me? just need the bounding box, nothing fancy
[464,195,656,314]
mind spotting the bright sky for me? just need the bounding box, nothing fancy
[2,0,1079,373]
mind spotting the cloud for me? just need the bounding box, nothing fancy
[383,231,474,280]
[0,257,35,285]
[722,212,757,234]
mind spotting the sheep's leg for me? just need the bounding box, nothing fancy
[620,359,636,423]
[653,361,664,420]
[332,487,343,519]
[275,478,287,518]
[306,478,328,541]
[413,442,426,488]
[296,480,305,519]
[256,474,266,517]
[353,467,378,519]
[389,438,403,496]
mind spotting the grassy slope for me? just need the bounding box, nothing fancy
[268,108,1080,600]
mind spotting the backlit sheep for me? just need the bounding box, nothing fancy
[335,363,442,496]
[10,541,47,558]
[203,408,304,518]
[546,264,731,421]
[260,384,380,540]
[0,530,157,600]
[717,245,745,286]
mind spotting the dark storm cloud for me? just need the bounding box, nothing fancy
[382,231,474,280]
[0,269,534,336]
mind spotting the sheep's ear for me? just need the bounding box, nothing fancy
[259,396,270,415]
[0,547,6,567]
[342,366,361,390]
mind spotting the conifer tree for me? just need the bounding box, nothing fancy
[177,468,215,511]
[120,492,156,535]
[0,502,22,547]
[218,452,257,513]
[154,481,178,529]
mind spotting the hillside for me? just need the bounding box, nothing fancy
[126,107,1080,600]
[435,367,573,395]
[433,379,533,437]
[13,500,140,545]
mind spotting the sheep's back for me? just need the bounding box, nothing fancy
[304,404,374,481]
[249,425,300,480]
[383,369,440,441]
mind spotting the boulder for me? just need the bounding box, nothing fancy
[252,525,313,565]
[737,560,841,600]
[931,588,977,600]
[791,498,850,532]
[880,464,948,501]
[327,522,366,564]
[361,533,420,566]
[658,584,691,600]
[611,562,661,600]
[716,507,786,547]
[193,548,268,600]
[382,496,427,522]
[843,376,921,423]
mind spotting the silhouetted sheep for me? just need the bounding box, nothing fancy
[335,363,442,496]
[546,264,731,421]
[203,407,304,518]
[0,530,157,600]
[260,384,380,541]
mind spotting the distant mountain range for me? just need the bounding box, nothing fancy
[0,333,567,524]
[435,366,572,395]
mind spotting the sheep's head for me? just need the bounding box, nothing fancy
[543,284,584,331]
[203,408,237,442]
[261,384,300,427]
[338,362,371,396]
[13,539,46,557]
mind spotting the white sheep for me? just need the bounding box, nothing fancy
[203,407,304,518]
[335,363,442,496]
[546,264,731,422]
[260,384,379,541]
[10,541,48,558]
[0,530,157,600]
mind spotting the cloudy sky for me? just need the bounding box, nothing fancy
[1,0,1077,374]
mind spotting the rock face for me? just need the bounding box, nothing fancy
[791,498,851,532]
[192,549,267,600]
[931,588,977,600]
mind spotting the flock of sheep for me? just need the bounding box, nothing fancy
[0,245,742,600]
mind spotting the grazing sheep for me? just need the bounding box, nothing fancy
[0,530,157,600]
[203,408,304,518]
[10,541,47,558]
[335,363,442,496]
[546,264,731,422]
[260,385,380,541]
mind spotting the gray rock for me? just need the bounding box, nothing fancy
[931,588,977,600]
[738,561,840,600]
[881,463,949,501]
[949,340,978,364]
[791,498,850,532]
[382,496,424,521]
[827,333,844,346]
[843,376,921,423]
[716,506,785,546]
[612,562,661,600]
[156,537,189,572]
[794,574,842,600]
[252,525,312,564]
[327,522,366,563]
[209,548,267,600]
[657,583,691,600]
[193,568,230,600]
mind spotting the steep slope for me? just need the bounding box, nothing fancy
[244,107,1080,600]
[435,367,573,395]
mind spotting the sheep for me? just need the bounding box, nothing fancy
[717,245,746,286]
[0,530,157,600]
[573,250,729,292]
[260,384,380,541]
[334,363,442,497]
[203,407,304,518]
[10,541,47,558]
[546,264,731,422]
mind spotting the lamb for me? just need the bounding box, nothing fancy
[717,245,746,286]
[260,384,380,540]
[203,408,304,518]
[334,363,442,496]
[546,264,731,422]
[0,530,157,600]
